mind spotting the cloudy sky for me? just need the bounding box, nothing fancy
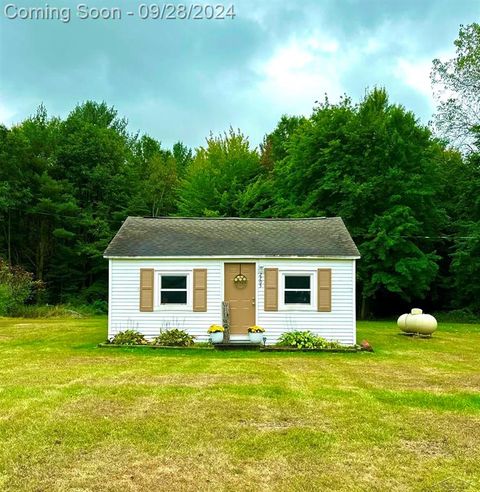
[0,0,478,148]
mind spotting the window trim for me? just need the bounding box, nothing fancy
[155,271,191,310]
[279,271,316,311]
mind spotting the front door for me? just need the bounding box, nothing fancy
[224,263,256,335]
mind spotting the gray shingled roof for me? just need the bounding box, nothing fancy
[103,217,360,258]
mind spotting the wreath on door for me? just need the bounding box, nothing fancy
[233,265,248,289]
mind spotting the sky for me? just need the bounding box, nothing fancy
[0,0,478,149]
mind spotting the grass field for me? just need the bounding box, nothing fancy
[0,318,479,491]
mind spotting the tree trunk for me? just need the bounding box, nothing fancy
[7,210,11,266]
[360,295,368,320]
[36,217,50,282]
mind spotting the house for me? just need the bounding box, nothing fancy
[103,217,360,345]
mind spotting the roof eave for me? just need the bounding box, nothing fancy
[104,254,361,260]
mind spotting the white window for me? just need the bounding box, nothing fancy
[281,272,314,309]
[156,272,190,307]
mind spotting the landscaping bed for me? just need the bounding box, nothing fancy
[97,343,213,350]
[260,345,362,352]
[101,328,366,352]
[98,342,363,352]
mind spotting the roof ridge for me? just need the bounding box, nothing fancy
[128,216,337,221]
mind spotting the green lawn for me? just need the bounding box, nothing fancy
[0,318,479,491]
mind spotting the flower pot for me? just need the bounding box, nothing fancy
[210,332,224,344]
[248,332,264,344]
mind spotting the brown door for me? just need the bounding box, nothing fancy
[224,263,256,335]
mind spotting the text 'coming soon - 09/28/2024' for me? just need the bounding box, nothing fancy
[2,3,237,23]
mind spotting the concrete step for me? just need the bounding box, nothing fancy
[213,343,261,350]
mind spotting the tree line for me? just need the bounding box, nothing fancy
[0,23,479,317]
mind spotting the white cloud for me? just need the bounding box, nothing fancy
[0,98,17,125]
[394,58,433,98]
[251,32,345,115]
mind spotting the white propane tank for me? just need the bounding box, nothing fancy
[397,308,437,336]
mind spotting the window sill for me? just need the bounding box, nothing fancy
[279,305,316,311]
[155,305,191,311]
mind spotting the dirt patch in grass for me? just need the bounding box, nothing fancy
[400,437,452,458]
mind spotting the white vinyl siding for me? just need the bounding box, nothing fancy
[109,259,222,341]
[108,258,356,345]
[256,259,355,345]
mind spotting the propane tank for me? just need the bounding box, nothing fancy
[397,308,437,336]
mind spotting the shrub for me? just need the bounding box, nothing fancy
[277,330,343,349]
[0,284,13,316]
[277,331,319,348]
[208,324,224,333]
[91,300,108,314]
[434,309,480,323]
[152,329,195,347]
[322,339,343,349]
[9,302,109,318]
[0,259,43,316]
[78,281,107,304]
[248,325,265,333]
[108,329,147,345]
[11,304,84,318]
